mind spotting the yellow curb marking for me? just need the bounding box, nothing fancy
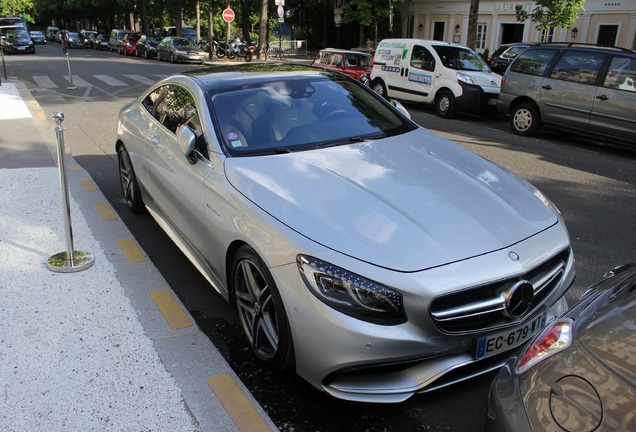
[37,112,46,121]
[149,290,192,330]
[207,374,271,432]
[69,165,82,171]
[116,237,147,263]
[79,178,97,192]
[95,203,117,221]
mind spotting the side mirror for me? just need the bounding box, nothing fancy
[390,100,411,119]
[176,125,197,158]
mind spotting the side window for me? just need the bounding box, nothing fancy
[603,56,636,92]
[549,51,605,85]
[511,49,558,76]
[143,85,208,157]
[329,53,344,67]
[411,45,435,71]
[142,86,170,122]
[317,52,329,65]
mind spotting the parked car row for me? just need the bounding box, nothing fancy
[365,39,636,147]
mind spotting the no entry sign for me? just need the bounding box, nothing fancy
[222,8,235,23]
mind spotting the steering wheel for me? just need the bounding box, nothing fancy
[321,109,351,122]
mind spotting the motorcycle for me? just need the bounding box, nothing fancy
[226,37,254,62]
[213,39,227,58]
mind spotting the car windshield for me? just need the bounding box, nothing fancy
[30,31,44,36]
[211,75,415,156]
[433,46,490,71]
[7,30,29,40]
[174,38,195,46]
[68,32,80,38]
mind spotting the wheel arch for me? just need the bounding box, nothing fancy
[508,96,540,116]
[225,240,250,304]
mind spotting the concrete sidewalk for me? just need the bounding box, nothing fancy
[0,81,276,431]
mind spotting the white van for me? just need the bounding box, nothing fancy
[46,26,59,41]
[370,39,501,118]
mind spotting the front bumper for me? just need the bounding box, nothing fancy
[456,82,499,115]
[4,44,35,54]
[274,225,574,402]
[175,52,206,63]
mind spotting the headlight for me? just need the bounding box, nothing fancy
[457,72,478,85]
[297,255,405,325]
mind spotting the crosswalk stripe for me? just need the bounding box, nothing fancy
[63,75,92,87]
[124,74,156,85]
[33,75,57,88]
[94,75,127,86]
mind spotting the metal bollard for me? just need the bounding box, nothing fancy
[47,111,94,273]
[65,53,77,90]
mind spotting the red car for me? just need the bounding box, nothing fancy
[118,33,141,56]
[311,48,373,84]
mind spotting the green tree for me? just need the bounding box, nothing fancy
[1,0,35,23]
[516,0,585,42]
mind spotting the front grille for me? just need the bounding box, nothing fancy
[430,248,570,333]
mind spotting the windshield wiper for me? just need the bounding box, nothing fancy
[314,133,387,149]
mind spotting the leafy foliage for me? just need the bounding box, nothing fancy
[516,0,585,33]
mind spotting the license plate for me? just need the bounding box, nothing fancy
[18,46,26,50]
[488,98,497,105]
[474,311,547,359]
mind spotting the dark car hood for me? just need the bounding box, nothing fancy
[225,128,559,271]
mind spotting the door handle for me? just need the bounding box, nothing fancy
[541,85,552,90]
[595,94,608,101]
[149,135,160,144]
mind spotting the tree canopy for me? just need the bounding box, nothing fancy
[516,0,585,37]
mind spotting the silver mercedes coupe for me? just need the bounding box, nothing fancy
[116,64,575,403]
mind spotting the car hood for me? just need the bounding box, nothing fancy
[224,128,558,271]
[174,45,201,53]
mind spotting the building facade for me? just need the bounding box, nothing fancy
[409,0,636,53]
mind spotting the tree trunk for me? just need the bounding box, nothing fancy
[208,0,214,60]
[466,0,479,50]
[258,0,268,59]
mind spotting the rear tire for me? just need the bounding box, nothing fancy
[117,145,144,214]
[510,102,541,136]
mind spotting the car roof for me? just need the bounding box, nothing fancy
[319,48,372,56]
[180,64,343,94]
[529,42,636,55]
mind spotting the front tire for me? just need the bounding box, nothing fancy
[371,79,387,99]
[510,102,541,136]
[232,246,294,371]
[435,89,457,118]
[117,145,144,213]
[245,51,252,62]
[170,53,176,63]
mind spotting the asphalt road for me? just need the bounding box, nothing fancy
[6,42,636,432]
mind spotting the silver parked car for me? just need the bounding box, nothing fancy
[497,43,636,146]
[116,64,574,403]
[486,263,636,432]
[157,36,206,63]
